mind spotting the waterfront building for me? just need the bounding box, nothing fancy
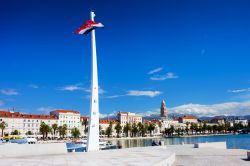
[234,119,248,126]
[117,112,142,126]
[210,117,225,125]
[0,110,57,136]
[178,116,198,124]
[99,119,118,137]
[50,110,81,137]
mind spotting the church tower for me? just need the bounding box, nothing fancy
[160,100,168,118]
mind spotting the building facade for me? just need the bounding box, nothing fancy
[50,110,81,136]
[178,116,198,124]
[0,111,57,136]
[117,112,142,126]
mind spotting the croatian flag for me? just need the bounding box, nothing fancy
[75,20,104,35]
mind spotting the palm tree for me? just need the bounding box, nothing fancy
[106,121,113,138]
[148,123,156,136]
[99,125,104,135]
[175,128,181,136]
[11,130,19,135]
[71,127,80,138]
[84,127,88,135]
[202,123,207,134]
[40,122,48,140]
[169,125,175,136]
[212,125,218,134]
[131,123,138,137]
[123,122,131,137]
[0,121,7,137]
[26,131,33,135]
[82,119,88,131]
[62,124,67,138]
[51,123,58,139]
[207,125,212,134]
[114,122,122,138]
[137,122,143,137]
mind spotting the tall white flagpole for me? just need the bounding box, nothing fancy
[87,10,100,152]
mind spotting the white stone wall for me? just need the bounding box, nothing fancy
[0,117,57,136]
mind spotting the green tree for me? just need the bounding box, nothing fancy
[0,121,7,137]
[123,122,132,137]
[169,125,175,136]
[207,125,212,134]
[71,127,80,138]
[148,123,156,136]
[99,125,103,135]
[175,128,181,136]
[82,119,88,132]
[131,123,138,137]
[114,123,122,138]
[84,127,88,135]
[212,125,218,134]
[202,123,207,134]
[58,124,67,138]
[26,131,33,135]
[40,122,48,140]
[11,130,19,135]
[51,123,58,139]
[185,123,189,135]
[106,121,113,138]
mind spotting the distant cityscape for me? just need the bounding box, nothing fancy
[1,100,249,139]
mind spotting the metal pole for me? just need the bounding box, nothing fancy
[86,10,100,152]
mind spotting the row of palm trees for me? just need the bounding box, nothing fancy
[104,122,157,138]
[165,122,248,137]
[39,122,80,140]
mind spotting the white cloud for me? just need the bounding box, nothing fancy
[228,88,250,93]
[0,100,4,106]
[58,84,105,95]
[150,72,178,81]
[58,84,86,91]
[0,89,19,96]
[105,95,125,99]
[170,101,250,117]
[84,87,106,95]
[127,90,162,97]
[28,84,39,89]
[148,67,163,75]
[37,107,55,114]
[138,109,160,117]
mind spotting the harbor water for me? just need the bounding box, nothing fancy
[109,134,250,150]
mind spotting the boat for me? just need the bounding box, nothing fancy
[66,139,117,152]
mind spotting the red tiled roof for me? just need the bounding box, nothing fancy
[52,110,80,114]
[99,119,118,124]
[0,111,57,120]
[181,116,197,119]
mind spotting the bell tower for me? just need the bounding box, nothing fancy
[160,100,168,118]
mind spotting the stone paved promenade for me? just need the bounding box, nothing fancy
[166,144,249,166]
[0,144,249,166]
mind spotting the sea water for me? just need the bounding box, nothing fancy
[110,134,250,150]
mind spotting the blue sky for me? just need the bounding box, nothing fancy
[1,0,250,117]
